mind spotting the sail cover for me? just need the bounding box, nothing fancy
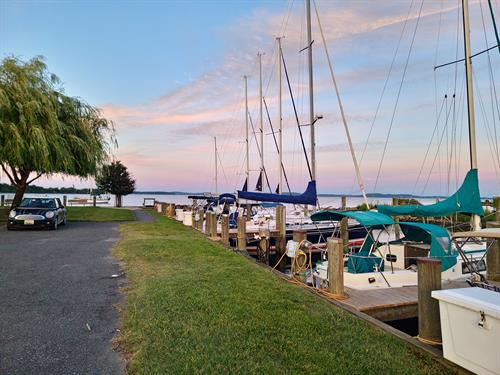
[377,169,484,218]
[238,180,317,205]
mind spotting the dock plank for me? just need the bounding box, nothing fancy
[338,280,469,322]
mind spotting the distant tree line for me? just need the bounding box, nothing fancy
[0,183,103,195]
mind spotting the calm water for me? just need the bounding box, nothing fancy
[1,192,439,208]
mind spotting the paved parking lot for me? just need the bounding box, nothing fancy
[0,222,125,375]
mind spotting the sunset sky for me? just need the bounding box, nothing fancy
[1,0,499,196]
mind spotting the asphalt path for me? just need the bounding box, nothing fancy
[0,221,126,375]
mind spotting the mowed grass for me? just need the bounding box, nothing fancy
[114,212,452,375]
[67,206,135,222]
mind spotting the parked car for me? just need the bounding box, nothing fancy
[7,197,67,230]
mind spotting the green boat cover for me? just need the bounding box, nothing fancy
[377,169,484,218]
[311,210,394,227]
[397,222,456,271]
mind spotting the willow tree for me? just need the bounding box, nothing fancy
[0,56,115,207]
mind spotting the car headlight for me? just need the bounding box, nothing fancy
[9,210,16,219]
[45,211,55,219]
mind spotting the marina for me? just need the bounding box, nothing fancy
[2,0,499,373]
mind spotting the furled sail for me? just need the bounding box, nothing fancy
[377,169,484,218]
[238,180,317,205]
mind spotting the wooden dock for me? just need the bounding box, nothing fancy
[339,280,474,322]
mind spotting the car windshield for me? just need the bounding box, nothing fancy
[19,198,56,208]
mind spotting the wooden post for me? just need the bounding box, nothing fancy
[292,229,307,281]
[293,229,307,243]
[340,218,348,254]
[486,221,500,281]
[205,212,212,235]
[191,211,196,228]
[210,212,217,239]
[275,205,287,272]
[1,194,5,207]
[494,196,500,223]
[221,214,229,245]
[417,258,442,345]
[169,204,175,218]
[327,238,344,296]
[392,197,401,240]
[246,203,252,222]
[93,196,97,207]
[341,195,346,210]
[198,210,204,231]
[63,195,67,206]
[237,215,246,251]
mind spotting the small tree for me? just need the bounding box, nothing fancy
[0,56,115,207]
[96,161,135,207]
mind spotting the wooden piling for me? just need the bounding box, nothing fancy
[417,258,442,345]
[93,196,97,207]
[210,212,217,239]
[63,195,67,206]
[392,197,401,240]
[293,229,307,243]
[340,218,348,254]
[246,203,251,222]
[221,214,229,245]
[341,195,346,210]
[237,215,246,251]
[275,205,287,272]
[486,221,500,281]
[1,194,5,206]
[205,212,212,235]
[327,238,344,297]
[494,196,500,222]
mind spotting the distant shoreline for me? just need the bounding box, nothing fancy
[0,185,493,200]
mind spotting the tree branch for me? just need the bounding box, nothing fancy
[27,172,44,185]
[1,164,16,186]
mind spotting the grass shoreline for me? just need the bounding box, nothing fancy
[113,211,451,374]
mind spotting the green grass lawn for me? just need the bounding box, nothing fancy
[114,212,451,375]
[0,206,135,222]
[67,207,135,222]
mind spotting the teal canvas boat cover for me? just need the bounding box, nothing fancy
[311,210,395,227]
[377,169,484,218]
[397,222,456,271]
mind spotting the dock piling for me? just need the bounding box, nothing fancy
[237,215,246,251]
[417,258,442,345]
[221,214,229,245]
[93,196,97,207]
[486,220,500,281]
[327,239,344,297]
[63,195,67,206]
[209,212,217,239]
[275,206,287,272]
[1,194,4,207]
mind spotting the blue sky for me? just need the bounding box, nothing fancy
[1,0,499,195]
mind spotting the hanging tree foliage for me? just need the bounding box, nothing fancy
[95,161,135,207]
[0,56,115,207]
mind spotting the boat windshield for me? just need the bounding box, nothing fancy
[19,198,56,209]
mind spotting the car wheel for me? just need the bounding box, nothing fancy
[61,215,67,226]
[52,220,58,230]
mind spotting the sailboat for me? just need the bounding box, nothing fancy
[311,0,494,291]
[232,0,370,260]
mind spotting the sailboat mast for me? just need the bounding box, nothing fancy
[214,136,218,194]
[258,52,264,178]
[306,0,316,181]
[244,75,250,187]
[462,0,481,230]
[277,37,283,194]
